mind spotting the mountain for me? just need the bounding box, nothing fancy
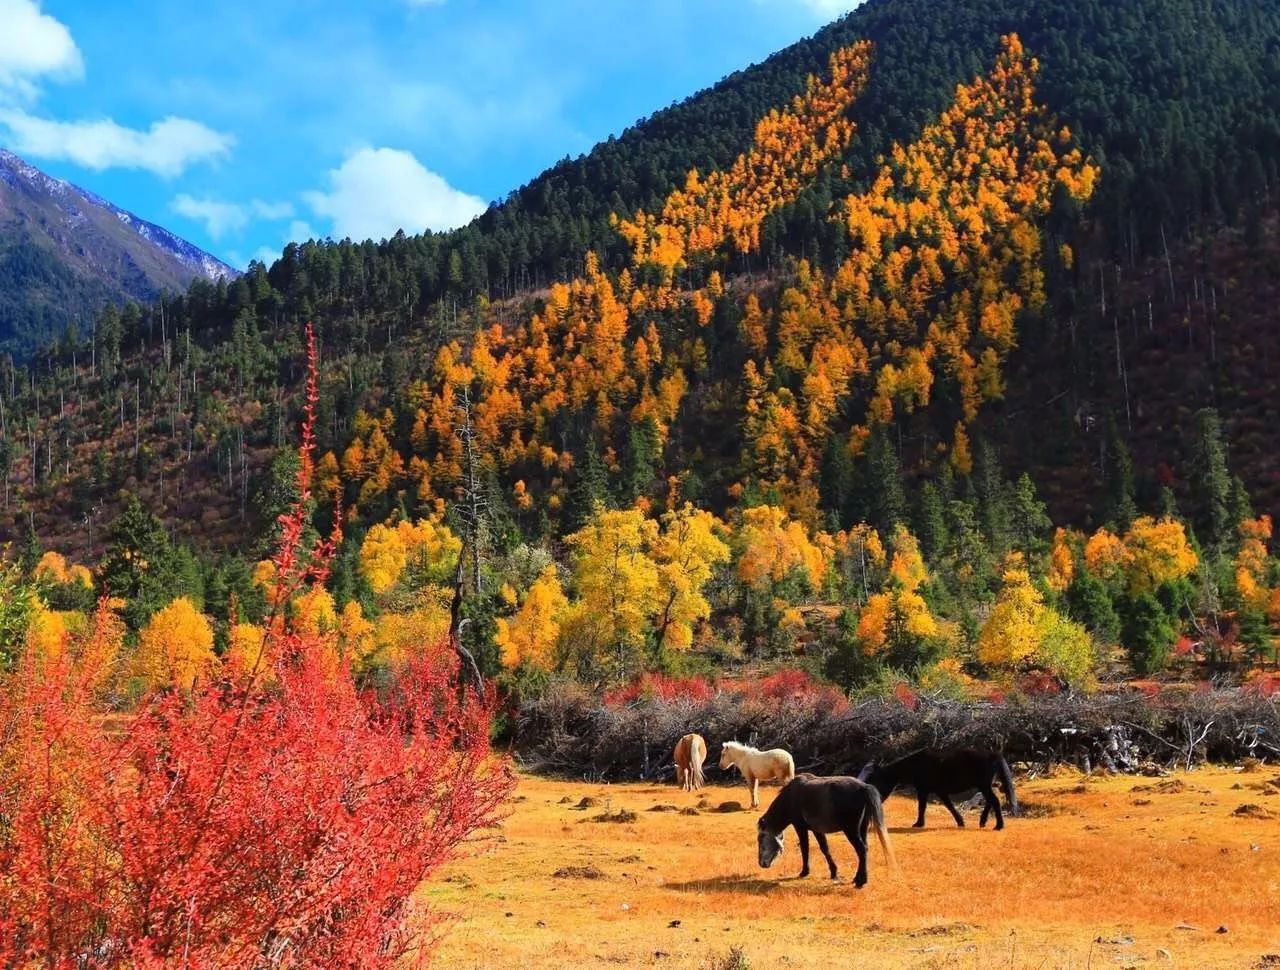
[3,0,1280,565]
[0,148,236,359]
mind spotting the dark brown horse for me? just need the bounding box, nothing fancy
[858,749,1019,830]
[756,774,895,888]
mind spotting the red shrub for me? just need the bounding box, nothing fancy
[1244,670,1280,697]
[0,325,512,967]
[892,681,921,710]
[604,672,715,707]
[1018,670,1064,696]
[717,668,849,713]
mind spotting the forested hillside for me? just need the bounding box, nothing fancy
[2,0,1280,700]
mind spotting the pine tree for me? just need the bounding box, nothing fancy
[569,438,611,530]
[915,480,950,562]
[819,435,855,529]
[1006,474,1052,556]
[1190,408,1232,554]
[973,437,1010,555]
[1103,417,1138,530]
[1119,592,1179,675]
[622,417,662,504]
[859,429,906,535]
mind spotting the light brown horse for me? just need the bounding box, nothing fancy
[674,733,707,791]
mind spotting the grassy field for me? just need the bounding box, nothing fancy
[425,766,1280,969]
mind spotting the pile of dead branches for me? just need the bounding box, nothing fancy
[513,683,1280,780]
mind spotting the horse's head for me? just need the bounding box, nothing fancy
[756,821,785,869]
[719,743,737,771]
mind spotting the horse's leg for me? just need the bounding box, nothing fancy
[844,823,869,888]
[940,792,965,828]
[980,783,1004,830]
[914,789,928,827]
[750,775,759,809]
[796,824,811,878]
[813,831,838,880]
[979,798,991,827]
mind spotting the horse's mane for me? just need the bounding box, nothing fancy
[757,784,789,832]
[723,740,753,752]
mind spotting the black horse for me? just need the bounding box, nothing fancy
[756,774,895,888]
[858,749,1019,830]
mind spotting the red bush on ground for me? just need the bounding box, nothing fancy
[0,325,512,967]
[604,672,715,707]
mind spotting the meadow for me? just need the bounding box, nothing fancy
[429,767,1280,969]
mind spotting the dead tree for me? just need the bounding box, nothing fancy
[448,385,489,693]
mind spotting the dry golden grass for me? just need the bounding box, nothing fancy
[425,766,1280,969]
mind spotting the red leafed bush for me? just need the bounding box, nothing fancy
[719,668,850,713]
[0,325,512,968]
[1244,670,1280,697]
[604,672,715,707]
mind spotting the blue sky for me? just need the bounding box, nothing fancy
[0,0,857,269]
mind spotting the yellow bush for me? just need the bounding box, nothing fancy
[134,598,217,692]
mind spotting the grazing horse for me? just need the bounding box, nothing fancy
[756,774,895,889]
[719,741,795,809]
[673,733,707,791]
[858,748,1020,830]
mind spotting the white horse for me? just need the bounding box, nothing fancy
[719,741,796,809]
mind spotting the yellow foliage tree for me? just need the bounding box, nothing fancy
[367,588,453,670]
[1119,516,1199,596]
[979,557,1094,684]
[134,597,217,692]
[887,525,928,593]
[856,589,937,657]
[651,504,731,651]
[566,507,662,674]
[495,565,568,671]
[977,559,1044,669]
[225,622,269,681]
[25,602,69,666]
[1047,528,1080,593]
[33,551,69,585]
[735,505,827,592]
[1083,528,1126,584]
[1234,515,1273,612]
[359,518,462,596]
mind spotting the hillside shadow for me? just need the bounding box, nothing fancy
[664,875,782,895]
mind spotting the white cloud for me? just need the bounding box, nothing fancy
[287,219,316,242]
[172,194,248,238]
[0,0,82,100]
[252,199,294,220]
[0,111,233,177]
[303,146,485,242]
[172,195,293,241]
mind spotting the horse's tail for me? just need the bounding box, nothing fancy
[866,785,897,872]
[996,755,1020,816]
[692,741,706,790]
